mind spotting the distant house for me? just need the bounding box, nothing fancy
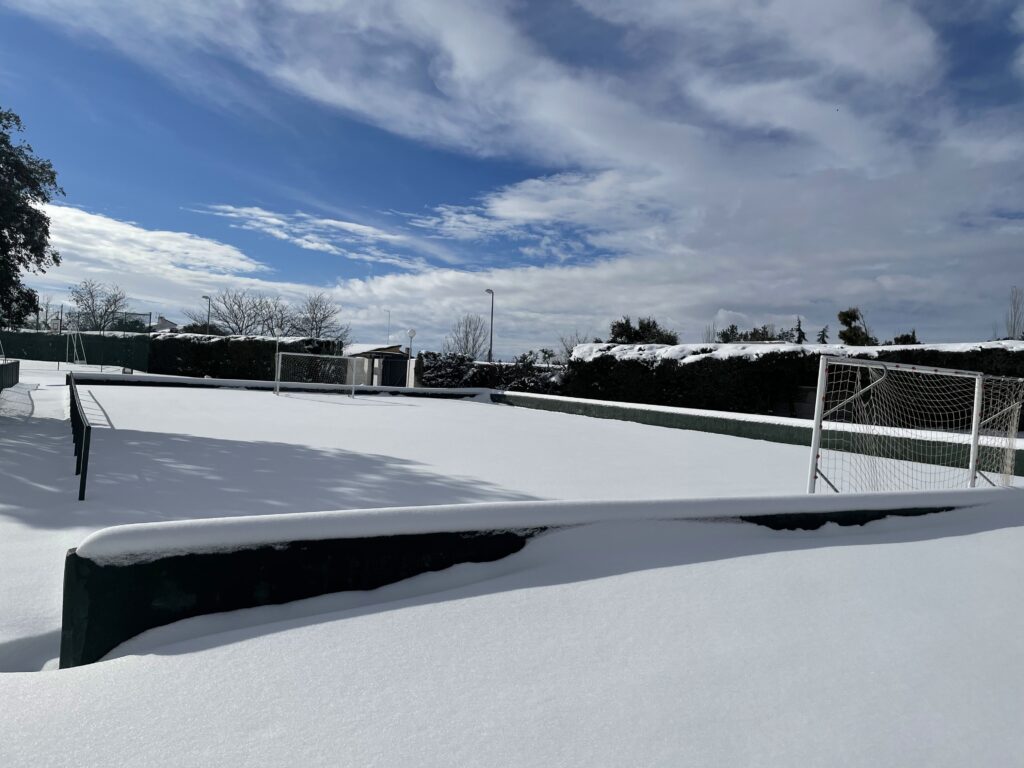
[344,343,410,387]
[150,315,179,333]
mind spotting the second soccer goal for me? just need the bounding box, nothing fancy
[808,356,1024,494]
[274,353,371,395]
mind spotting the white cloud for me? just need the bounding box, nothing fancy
[7,1,1024,348]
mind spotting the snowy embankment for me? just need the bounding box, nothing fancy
[5,506,1024,766]
[572,339,1024,364]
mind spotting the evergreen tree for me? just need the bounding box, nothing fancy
[891,329,919,345]
[0,108,63,328]
[837,307,877,346]
[795,317,807,344]
[816,325,829,344]
[608,315,678,344]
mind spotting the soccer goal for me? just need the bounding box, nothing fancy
[274,353,370,396]
[808,356,1024,493]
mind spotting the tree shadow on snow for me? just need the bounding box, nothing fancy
[0,417,537,531]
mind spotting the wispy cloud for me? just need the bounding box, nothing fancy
[195,205,432,272]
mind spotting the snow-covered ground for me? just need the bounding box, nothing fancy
[2,359,1023,766]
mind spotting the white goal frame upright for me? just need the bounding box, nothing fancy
[274,352,369,396]
[808,356,1024,494]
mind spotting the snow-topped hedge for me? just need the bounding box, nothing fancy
[148,334,335,380]
[563,341,1024,417]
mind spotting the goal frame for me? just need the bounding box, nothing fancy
[807,356,1021,494]
[274,352,364,397]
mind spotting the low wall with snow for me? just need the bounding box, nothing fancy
[493,391,813,446]
[0,359,18,390]
[59,490,1012,668]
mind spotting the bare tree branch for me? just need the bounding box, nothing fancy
[1006,286,1024,340]
[292,292,351,343]
[443,313,488,358]
[69,279,129,331]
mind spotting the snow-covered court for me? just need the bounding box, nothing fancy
[2,361,1023,765]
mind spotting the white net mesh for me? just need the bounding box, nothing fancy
[811,358,1024,493]
[275,354,369,392]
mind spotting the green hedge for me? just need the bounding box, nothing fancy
[0,331,339,380]
[561,348,1024,420]
[147,335,335,379]
[418,351,558,393]
[0,331,150,371]
[561,352,819,415]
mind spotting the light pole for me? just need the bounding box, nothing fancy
[202,295,212,334]
[484,288,494,363]
[386,310,391,342]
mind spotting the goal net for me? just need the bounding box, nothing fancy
[808,357,1024,493]
[274,353,370,395]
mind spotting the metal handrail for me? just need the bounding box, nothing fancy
[68,372,92,501]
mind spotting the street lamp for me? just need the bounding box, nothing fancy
[484,288,494,363]
[202,295,212,334]
[386,310,391,343]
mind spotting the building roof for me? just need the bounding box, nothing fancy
[345,343,405,356]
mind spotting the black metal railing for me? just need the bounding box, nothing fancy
[68,373,92,501]
[0,359,19,390]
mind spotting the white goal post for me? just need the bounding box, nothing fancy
[808,356,1024,494]
[274,353,370,396]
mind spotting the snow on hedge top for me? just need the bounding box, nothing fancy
[572,340,1024,364]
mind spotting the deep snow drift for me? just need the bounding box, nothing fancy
[4,507,1024,767]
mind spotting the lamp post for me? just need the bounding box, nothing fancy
[386,310,391,343]
[484,288,494,363]
[202,295,212,334]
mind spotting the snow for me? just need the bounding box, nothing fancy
[572,339,1024,364]
[4,508,1024,766]
[1,362,809,672]
[3,359,1024,765]
[75,488,1010,565]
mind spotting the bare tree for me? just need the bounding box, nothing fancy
[443,313,488,358]
[1006,286,1024,340]
[183,289,267,335]
[557,329,590,365]
[257,295,298,336]
[700,323,718,344]
[291,292,351,343]
[37,294,53,330]
[69,279,129,331]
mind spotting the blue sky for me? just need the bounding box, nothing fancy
[1,0,1023,353]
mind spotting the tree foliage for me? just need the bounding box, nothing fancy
[836,307,878,346]
[607,315,678,345]
[0,108,63,327]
